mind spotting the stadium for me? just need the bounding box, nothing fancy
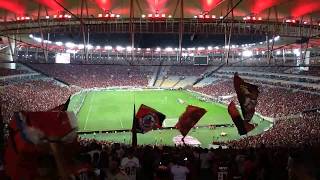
[0,0,320,179]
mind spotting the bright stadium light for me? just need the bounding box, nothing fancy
[66,49,77,54]
[146,48,151,51]
[96,45,101,50]
[207,46,213,50]
[43,40,52,44]
[104,46,112,50]
[34,37,42,43]
[197,47,205,51]
[276,50,281,55]
[168,15,172,18]
[65,42,75,48]
[293,49,301,56]
[29,34,33,38]
[78,44,84,49]
[155,47,161,52]
[165,47,173,52]
[215,46,219,50]
[126,46,132,51]
[182,52,188,57]
[274,36,280,41]
[86,44,93,49]
[141,14,146,18]
[137,48,141,51]
[116,46,124,51]
[55,42,63,46]
[242,50,253,57]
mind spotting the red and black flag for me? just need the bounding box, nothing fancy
[228,101,255,135]
[135,104,166,133]
[10,111,78,149]
[175,105,207,137]
[234,73,259,122]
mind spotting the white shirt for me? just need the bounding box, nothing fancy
[121,157,140,180]
[170,165,189,180]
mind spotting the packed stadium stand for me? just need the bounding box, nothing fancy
[1,0,320,179]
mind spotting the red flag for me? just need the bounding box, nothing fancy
[12,111,77,147]
[228,101,255,135]
[175,105,207,137]
[234,73,259,122]
[135,104,166,133]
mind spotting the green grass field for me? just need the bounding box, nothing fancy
[69,89,271,148]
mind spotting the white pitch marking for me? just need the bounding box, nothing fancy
[84,93,95,130]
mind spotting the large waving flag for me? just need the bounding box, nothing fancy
[12,111,77,148]
[135,104,166,133]
[234,73,259,122]
[228,101,255,135]
[175,105,207,137]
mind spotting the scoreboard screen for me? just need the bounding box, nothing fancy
[55,53,70,64]
[194,56,208,65]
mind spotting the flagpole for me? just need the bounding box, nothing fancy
[131,93,137,148]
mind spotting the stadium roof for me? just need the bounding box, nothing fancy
[1,0,320,21]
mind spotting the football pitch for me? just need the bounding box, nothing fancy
[69,89,271,148]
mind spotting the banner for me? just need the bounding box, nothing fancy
[234,73,259,122]
[135,104,166,133]
[175,105,207,137]
[228,101,255,135]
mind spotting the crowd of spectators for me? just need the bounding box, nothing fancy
[0,79,76,122]
[0,68,27,77]
[166,66,209,76]
[229,112,320,148]
[1,62,320,179]
[299,66,320,77]
[57,136,319,180]
[28,64,152,88]
[194,80,320,118]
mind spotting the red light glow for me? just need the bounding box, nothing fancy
[0,0,25,14]
[199,0,222,12]
[146,0,168,12]
[251,0,287,14]
[35,0,63,11]
[95,0,111,11]
[291,0,320,17]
